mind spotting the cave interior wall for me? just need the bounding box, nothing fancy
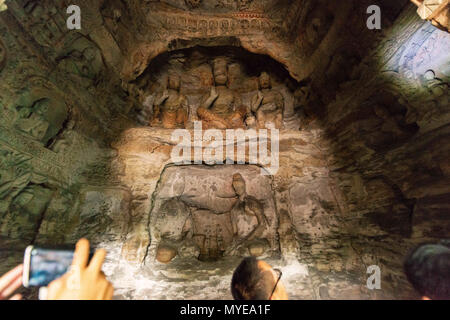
[0,0,448,299]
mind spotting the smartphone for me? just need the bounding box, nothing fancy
[22,245,86,288]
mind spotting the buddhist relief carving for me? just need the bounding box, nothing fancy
[20,1,68,48]
[216,0,254,10]
[237,0,253,10]
[51,120,76,153]
[0,147,53,240]
[186,172,270,261]
[185,0,202,9]
[12,88,69,145]
[134,47,298,130]
[197,58,247,129]
[150,166,278,263]
[226,173,270,254]
[155,10,273,38]
[249,72,284,129]
[159,0,256,11]
[57,37,105,82]
[151,74,189,129]
[381,24,450,133]
[0,150,34,215]
[14,100,50,142]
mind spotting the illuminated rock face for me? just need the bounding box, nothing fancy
[0,0,449,300]
[149,165,279,261]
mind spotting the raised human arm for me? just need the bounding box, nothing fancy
[251,91,263,113]
[155,89,169,106]
[202,87,219,109]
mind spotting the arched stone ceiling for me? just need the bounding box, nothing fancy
[96,0,410,83]
[1,0,412,88]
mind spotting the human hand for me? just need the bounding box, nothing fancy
[46,239,114,300]
[257,90,263,100]
[251,91,263,112]
[0,264,23,300]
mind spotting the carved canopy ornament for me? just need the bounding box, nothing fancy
[184,0,254,11]
[410,0,450,32]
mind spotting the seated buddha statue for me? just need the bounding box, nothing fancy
[197,57,247,129]
[250,72,284,129]
[151,74,189,129]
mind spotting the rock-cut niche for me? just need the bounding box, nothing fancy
[149,165,280,263]
[130,45,300,130]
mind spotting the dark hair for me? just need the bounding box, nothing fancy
[404,241,450,300]
[231,257,274,300]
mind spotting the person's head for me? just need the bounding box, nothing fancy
[232,173,246,197]
[404,241,450,300]
[259,72,271,89]
[213,57,228,86]
[231,257,288,300]
[168,73,180,90]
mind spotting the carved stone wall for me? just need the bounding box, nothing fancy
[149,165,279,262]
[303,6,450,299]
[0,0,133,261]
[131,46,300,130]
[0,0,448,300]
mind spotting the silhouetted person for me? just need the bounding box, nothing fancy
[404,240,450,300]
[231,257,288,300]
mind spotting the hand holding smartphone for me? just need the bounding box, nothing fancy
[22,246,82,288]
[21,239,114,300]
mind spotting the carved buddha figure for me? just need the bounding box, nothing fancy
[57,37,104,82]
[13,88,68,144]
[188,173,269,259]
[151,74,188,129]
[250,72,284,129]
[197,57,246,129]
[228,173,269,254]
[51,120,76,153]
[15,106,49,142]
[238,0,253,10]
